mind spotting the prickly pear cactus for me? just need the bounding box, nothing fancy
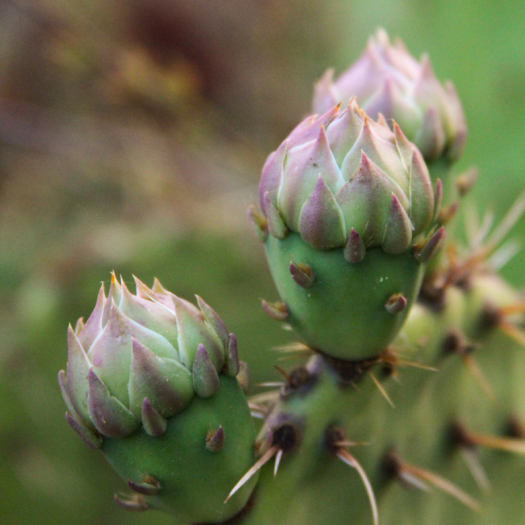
[59,30,525,525]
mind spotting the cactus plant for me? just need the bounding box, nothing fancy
[59,30,525,525]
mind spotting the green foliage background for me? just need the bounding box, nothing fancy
[0,0,524,523]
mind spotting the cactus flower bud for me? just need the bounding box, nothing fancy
[312,29,466,163]
[58,274,258,523]
[255,101,437,361]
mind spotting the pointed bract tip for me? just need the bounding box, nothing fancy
[133,275,150,299]
[141,397,167,437]
[261,300,289,321]
[393,120,408,142]
[114,493,150,512]
[298,174,345,249]
[193,344,220,398]
[65,412,103,449]
[347,96,358,111]
[152,277,167,294]
[237,361,250,395]
[263,192,288,239]
[206,425,226,452]
[382,193,412,254]
[344,229,366,263]
[385,293,407,314]
[247,205,268,242]
[226,333,240,377]
[377,112,389,127]
[74,317,84,334]
[289,261,315,288]
[432,178,443,223]
[376,27,390,45]
[318,68,335,84]
[195,295,230,349]
[416,106,446,161]
[439,202,458,224]
[101,274,123,325]
[322,103,341,123]
[414,226,446,263]
[58,369,73,415]
[128,476,161,496]
[419,53,435,78]
[359,150,372,170]
[456,168,478,197]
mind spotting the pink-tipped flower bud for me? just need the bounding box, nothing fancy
[255,100,437,361]
[259,100,434,254]
[58,274,258,523]
[312,29,466,163]
[58,274,243,441]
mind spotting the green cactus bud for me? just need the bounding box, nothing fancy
[313,29,467,163]
[59,274,258,523]
[257,101,436,361]
[104,374,257,523]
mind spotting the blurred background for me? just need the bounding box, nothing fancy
[1,0,524,523]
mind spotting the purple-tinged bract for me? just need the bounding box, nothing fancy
[58,274,241,442]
